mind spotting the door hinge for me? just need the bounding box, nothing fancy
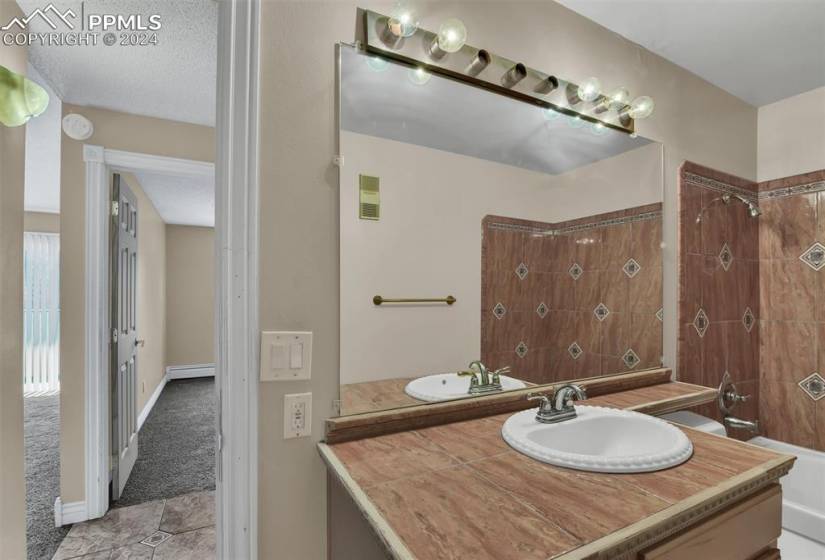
[111,329,118,343]
[111,201,119,217]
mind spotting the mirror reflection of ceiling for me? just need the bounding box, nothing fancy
[341,48,651,176]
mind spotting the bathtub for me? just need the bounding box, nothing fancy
[749,436,825,545]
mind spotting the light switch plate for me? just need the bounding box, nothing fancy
[260,331,312,381]
[284,392,312,439]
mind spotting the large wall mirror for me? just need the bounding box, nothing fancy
[337,45,664,416]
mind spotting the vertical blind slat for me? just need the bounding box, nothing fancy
[23,232,60,396]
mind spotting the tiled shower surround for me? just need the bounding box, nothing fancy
[678,163,825,449]
[481,205,663,385]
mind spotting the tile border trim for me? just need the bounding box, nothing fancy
[486,210,663,236]
[684,172,825,202]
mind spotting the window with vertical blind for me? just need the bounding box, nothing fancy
[23,232,60,395]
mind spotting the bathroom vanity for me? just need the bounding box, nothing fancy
[321,371,794,560]
[324,16,794,559]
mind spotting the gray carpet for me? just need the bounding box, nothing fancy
[24,394,70,560]
[113,377,216,508]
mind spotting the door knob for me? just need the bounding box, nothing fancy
[135,339,145,347]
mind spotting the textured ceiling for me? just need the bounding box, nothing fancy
[133,171,214,227]
[556,0,825,107]
[18,0,217,126]
[341,48,651,176]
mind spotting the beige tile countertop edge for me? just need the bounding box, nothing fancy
[318,384,791,560]
[319,443,416,560]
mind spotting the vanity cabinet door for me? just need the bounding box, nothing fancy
[639,484,782,560]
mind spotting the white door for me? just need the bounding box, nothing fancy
[111,173,139,500]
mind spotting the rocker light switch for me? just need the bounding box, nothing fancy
[260,331,312,381]
[290,342,303,369]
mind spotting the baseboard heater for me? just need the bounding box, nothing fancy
[165,363,215,380]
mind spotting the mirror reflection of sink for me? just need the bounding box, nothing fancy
[404,373,527,402]
[502,405,693,473]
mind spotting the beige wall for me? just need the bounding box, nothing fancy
[757,86,825,182]
[340,132,661,385]
[258,2,757,558]
[340,130,550,384]
[0,2,28,556]
[24,211,59,233]
[119,173,168,415]
[165,224,215,367]
[59,105,214,503]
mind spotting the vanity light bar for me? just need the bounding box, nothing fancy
[359,8,638,134]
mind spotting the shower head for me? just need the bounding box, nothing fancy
[695,193,761,223]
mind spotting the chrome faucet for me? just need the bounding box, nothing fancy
[723,416,760,434]
[457,360,508,395]
[528,383,587,423]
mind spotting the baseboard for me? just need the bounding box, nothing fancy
[137,375,168,431]
[166,363,216,380]
[136,364,215,431]
[54,497,87,527]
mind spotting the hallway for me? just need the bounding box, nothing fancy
[114,378,215,508]
[24,378,216,559]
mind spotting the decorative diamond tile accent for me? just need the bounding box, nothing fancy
[656,308,664,322]
[515,341,528,358]
[492,302,506,319]
[743,307,755,333]
[800,242,825,271]
[593,303,610,322]
[569,263,583,281]
[622,348,640,369]
[536,302,548,318]
[515,262,529,280]
[141,531,172,548]
[719,243,733,271]
[568,342,582,360]
[693,308,709,338]
[799,372,825,401]
[623,258,641,278]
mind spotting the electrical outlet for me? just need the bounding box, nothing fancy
[284,392,312,439]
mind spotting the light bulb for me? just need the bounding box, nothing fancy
[407,67,431,85]
[366,56,389,72]
[607,87,631,106]
[388,3,419,38]
[567,115,587,129]
[437,18,467,53]
[577,77,602,102]
[628,96,655,119]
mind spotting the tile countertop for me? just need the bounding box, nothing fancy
[320,382,795,560]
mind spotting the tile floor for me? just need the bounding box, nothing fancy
[51,491,214,560]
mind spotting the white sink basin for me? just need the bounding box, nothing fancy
[404,373,527,402]
[502,405,693,473]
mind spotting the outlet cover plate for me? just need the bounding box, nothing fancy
[284,392,312,439]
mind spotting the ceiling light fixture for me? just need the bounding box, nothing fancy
[501,63,527,88]
[429,18,467,58]
[387,3,419,38]
[464,49,490,76]
[0,65,49,128]
[627,95,655,119]
[577,77,602,103]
